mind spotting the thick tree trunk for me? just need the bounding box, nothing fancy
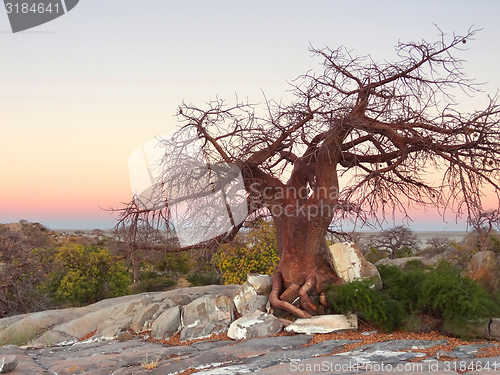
[275,215,338,291]
[269,212,340,318]
[251,134,345,317]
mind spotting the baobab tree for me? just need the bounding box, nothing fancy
[364,226,420,259]
[115,28,500,318]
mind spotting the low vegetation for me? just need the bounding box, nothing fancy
[211,220,279,285]
[3,219,500,340]
[327,260,500,336]
[140,357,160,370]
[40,244,131,305]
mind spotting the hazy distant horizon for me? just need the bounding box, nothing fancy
[2,216,470,234]
[49,228,468,248]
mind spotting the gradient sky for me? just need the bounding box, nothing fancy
[1,1,499,231]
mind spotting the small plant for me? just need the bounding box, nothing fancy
[490,234,500,254]
[141,357,160,370]
[364,247,388,263]
[395,246,414,258]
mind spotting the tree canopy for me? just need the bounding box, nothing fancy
[115,28,500,318]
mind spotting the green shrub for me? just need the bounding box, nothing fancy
[212,220,279,285]
[378,263,426,312]
[158,252,194,275]
[326,278,404,333]
[139,262,162,281]
[187,268,222,286]
[129,277,176,294]
[45,244,131,305]
[419,261,499,334]
[329,260,499,336]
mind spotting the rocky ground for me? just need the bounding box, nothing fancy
[1,324,500,374]
[1,282,500,375]
[2,241,500,375]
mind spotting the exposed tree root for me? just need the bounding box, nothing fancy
[279,283,300,303]
[269,271,333,319]
[298,272,318,315]
[269,272,312,319]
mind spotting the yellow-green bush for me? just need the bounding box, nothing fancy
[211,220,279,285]
[45,244,131,305]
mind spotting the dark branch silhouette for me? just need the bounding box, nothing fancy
[112,28,500,317]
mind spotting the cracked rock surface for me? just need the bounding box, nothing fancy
[1,282,500,374]
[1,335,500,374]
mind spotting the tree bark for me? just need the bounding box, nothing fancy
[269,213,340,317]
[131,251,140,283]
[274,214,338,292]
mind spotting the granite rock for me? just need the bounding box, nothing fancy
[285,314,358,334]
[228,311,282,339]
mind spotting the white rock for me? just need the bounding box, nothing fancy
[0,355,18,373]
[246,273,273,295]
[285,314,358,334]
[328,242,381,288]
[233,282,258,315]
[228,311,282,340]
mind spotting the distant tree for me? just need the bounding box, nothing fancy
[419,236,454,258]
[366,226,420,259]
[426,236,453,251]
[110,222,179,283]
[470,209,500,249]
[114,28,500,318]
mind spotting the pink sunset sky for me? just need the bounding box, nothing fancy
[1,1,499,231]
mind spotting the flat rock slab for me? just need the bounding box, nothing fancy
[285,313,358,334]
[2,337,500,375]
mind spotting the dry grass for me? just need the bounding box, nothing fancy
[141,357,160,370]
[175,368,199,375]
